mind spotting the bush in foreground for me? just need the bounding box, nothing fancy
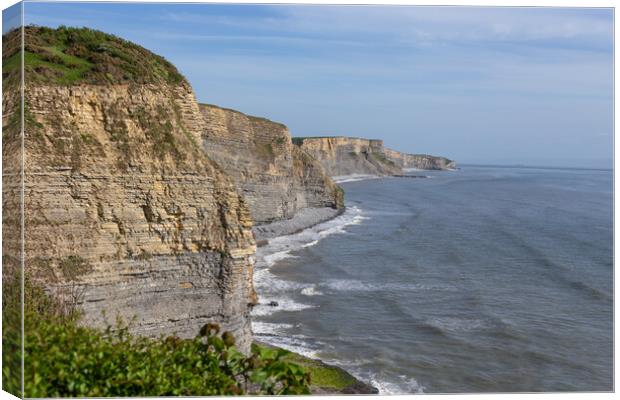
[3,273,311,397]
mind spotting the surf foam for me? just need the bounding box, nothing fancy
[333,174,382,184]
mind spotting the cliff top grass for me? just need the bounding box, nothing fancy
[2,25,185,86]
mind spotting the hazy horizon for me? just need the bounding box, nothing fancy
[10,2,615,169]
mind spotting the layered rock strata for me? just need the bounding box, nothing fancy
[200,104,344,230]
[13,27,258,353]
[383,148,456,170]
[291,136,401,177]
[293,136,455,175]
[2,26,24,396]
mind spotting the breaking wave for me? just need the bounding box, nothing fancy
[252,205,368,318]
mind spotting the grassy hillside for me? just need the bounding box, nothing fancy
[3,25,185,86]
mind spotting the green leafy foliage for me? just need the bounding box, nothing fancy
[3,269,311,397]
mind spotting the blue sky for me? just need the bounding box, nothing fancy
[3,1,20,33]
[18,2,614,167]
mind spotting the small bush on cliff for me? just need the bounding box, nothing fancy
[3,270,311,397]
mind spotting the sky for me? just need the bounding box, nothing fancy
[3,1,20,33]
[12,2,615,167]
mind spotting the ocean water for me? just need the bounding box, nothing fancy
[251,166,613,394]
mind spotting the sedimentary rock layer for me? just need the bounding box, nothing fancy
[200,104,343,225]
[383,148,456,170]
[19,81,257,351]
[293,136,455,176]
[291,136,401,177]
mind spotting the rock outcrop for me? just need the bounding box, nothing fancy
[383,148,456,170]
[292,136,455,176]
[291,136,401,177]
[10,26,258,353]
[200,104,343,226]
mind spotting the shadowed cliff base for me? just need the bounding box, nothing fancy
[253,207,345,242]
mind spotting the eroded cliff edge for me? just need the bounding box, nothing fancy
[9,26,257,352]
[200,104,344,239]
[293,136,455,176]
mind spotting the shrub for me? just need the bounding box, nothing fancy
[23,316,310,396]
[3,269,311,397]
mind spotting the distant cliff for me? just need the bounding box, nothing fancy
[292,136,455,176]
[291,137,401,177]
[383,148,456,170]
[200,104,344,226]
[8,26,257,353]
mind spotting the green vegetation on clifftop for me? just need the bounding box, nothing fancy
[3,26,185,86]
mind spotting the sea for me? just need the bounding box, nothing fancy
[250,165,613,394]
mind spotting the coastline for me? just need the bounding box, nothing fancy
[251,204,379,393]
[333,174,382,184]
[253,206,345,243]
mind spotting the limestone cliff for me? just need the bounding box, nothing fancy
[2,27,23,393]
[293,136,455,176]
[7,26,257,352]
[200,104,343,225]
[383,148,456,170]
[291,137,401,177]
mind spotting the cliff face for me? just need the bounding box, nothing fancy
[200,104,343,225]
[2,27,23,395]
[383,148,456,170]
[293,137,455,176]
[13,27,257,353]
[292,137,401,177]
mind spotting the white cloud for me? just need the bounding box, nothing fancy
[192,6,613,49]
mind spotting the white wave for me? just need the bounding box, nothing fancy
[253,269,307,292]
[350,215,370,225]
[370,374,425,395]
[252,206,368,311]
[255,334,321,359]
[262,250,298,268]
[301,239,319,248]
[323,279,372,291]
[402,167,423,172]
[318,358,425,395]
[333,174,382,183]
[300,285,323,296]
[323,279,457,292]
[255,205,367,270]
[251,205,371,369]
[426,317,489,333]
[251,297,317,316]
[252,321,294,336]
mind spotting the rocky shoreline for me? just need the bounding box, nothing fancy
[253,206,345,243]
